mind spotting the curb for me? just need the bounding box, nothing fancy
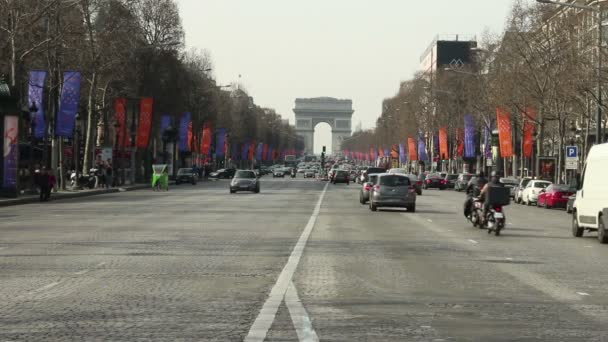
[0,184,152,208]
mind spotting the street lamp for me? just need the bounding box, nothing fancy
[27,102,38,191]
[536,0,603,144]
[73,113,83,190]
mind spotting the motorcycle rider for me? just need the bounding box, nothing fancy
[479,171,504,225]
[463,171,488,218]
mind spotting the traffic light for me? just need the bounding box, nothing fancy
[322,146,326,153]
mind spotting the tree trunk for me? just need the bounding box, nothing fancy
[82,72,97,174]
[10,32,16,86]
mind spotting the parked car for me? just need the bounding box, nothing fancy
[273,168,286,177]
[230,170,260,193]
[500,177,520,198]
[537,184,576,209]
[514,177,532,204]
[444,174,458,189]
[423,173,446,190]
[455,173,473,192]
[405,174,422,195]
[175,168,197,185]
[359,174,380,204]
[332,170,350,184]
[369,173,417,212]
[521,180,552,206]
[572,143,608,243]
[566,194,576,214]
[209,168,236,179]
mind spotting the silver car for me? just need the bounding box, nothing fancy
[359,174,380,204]
[369,174,417,212]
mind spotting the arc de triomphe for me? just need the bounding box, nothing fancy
[293,97,354,155]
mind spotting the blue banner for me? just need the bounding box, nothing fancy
[160,114,171,134]
[464,114,476,158]
[484,120,494,159]
[179,112,190,152]
[56,71,81,137]
[399,143,406,163]
[418,131,428,161]
[216,128,226,157]
[269,145,274,160]
[256,142,264,160]
[28,71,47,138]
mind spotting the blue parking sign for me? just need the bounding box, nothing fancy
[566,146,578,158]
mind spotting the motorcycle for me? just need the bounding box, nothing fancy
[485,205,505,236]
[291,171,296,178]
[468,198,484,229]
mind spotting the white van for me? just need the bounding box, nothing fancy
[572,143,608,243]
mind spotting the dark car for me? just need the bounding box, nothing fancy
[444,174,458,189]
[230,170,260,193]
[210,168,236,179]
[369,174,417,212]
[405,174,422,195]
[455,173,473,192]
[423,173,446,190]
[359,174,380,204]
[175,168,197,185]
[332,170,350,184]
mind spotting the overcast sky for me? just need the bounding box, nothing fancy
[178,0,517,153]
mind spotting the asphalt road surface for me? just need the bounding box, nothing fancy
[1,178,607,341]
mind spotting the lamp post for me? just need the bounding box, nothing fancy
[27,102,38,191]
[536,0,603,144]
[129,100,138,185]
[73,113,83,190]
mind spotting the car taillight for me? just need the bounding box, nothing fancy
[416,181,422,186]
[426,179,432,184]
[440,179,447,184]
[364,184,371,191]
[494,206,502,212]
[373,185,380,191]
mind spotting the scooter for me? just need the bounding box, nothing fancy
[469,198,484,229]
[485,205,506,236]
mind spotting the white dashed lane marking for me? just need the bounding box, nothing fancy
[577,292,591,296]
[33,282,59,293]
[468,239,479,244]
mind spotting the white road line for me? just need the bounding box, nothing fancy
[585,246,593,248]
[427,219,433,223]
[33,282,59,292]
[285,281,319,342]
[505,257,514,261]
[245,182,328,342]
[468,239,479,244]
[96,262,106,267]
[577,292,591,296]
[74,270,89,275]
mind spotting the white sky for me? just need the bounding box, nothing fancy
[178,0,517,153]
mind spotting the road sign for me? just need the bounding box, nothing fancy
[566,146,578,160]
[566,159,578,170]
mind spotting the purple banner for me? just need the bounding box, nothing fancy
[56,71,81,137]
[3,116,19,189]
[178,112,190,152]
[160,114,171,134]
[216,128,226,157]
[269,145,274,160]
[464,114,476,158]
[256,142,263,160]
[399,143,406,163]
[28,71,47,138]
[241,143,249,160]
[418,131,428,161]
[232,142,239,160]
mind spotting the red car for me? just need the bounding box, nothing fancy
[537,184,576,209]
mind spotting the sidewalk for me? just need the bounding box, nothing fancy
[0,184,150,207]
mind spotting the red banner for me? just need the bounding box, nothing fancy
[439,127,449,160]
[378,147,385,158]
[249,141,256,160]
[457,128,464,157]
[523,107,536,158]
[497,107,514,158]
[201,123,212,156]
[136,97,153,148]
[408,138,418,161]
[187,121,193,151]
[391,144,399,159]
[114,98,130,147]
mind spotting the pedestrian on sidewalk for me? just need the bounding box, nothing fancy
[38,167,50,202]
[105,159,114,188]
[48,170,57,199]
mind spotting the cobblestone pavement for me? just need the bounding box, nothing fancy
[1,179,608,341]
